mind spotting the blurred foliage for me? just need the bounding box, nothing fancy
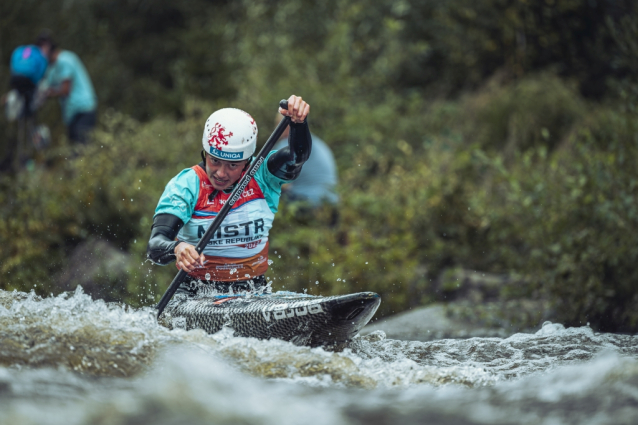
[0,0,233,119]
[1,1,638,332]
[270,79,638,330]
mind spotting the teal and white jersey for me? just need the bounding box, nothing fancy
[153,152,287,281]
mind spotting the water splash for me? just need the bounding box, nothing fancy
[0,287,211,376]
[0,288,637,425]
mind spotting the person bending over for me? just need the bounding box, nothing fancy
[45,43,97,144]
[147,95,311,295]
[272,114,338,207]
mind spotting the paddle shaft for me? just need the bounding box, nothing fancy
[156,100,291,317]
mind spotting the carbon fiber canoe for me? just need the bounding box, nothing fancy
[158,291,381,347]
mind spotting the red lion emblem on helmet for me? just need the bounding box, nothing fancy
[208,123,234,150]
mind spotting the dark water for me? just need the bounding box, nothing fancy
[1,288,637,424]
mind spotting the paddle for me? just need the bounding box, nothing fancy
[156,99,291,318]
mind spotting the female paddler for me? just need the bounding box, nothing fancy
[147,95,311,295]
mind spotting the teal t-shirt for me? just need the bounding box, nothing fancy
[46,50,97,124]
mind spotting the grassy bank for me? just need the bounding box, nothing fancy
[1,73,636,332]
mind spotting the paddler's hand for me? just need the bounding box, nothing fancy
[174,242,205,273]
[279,95,310,123]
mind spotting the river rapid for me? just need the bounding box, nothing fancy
[1,287,637,425]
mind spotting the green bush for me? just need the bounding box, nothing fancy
[0,102,208,304]
[487,107,638,331]
[3,75,637,332]
[465,73,585,154]
[268,76,638,331]
[1,0,637,332]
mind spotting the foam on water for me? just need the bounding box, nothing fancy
[0,349,347,425]
[343,353,638,425]
[0,288,637,424]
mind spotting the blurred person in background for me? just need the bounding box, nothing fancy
[272,113,339,224]
[5,32,50,118]
[1,30,53,170]
[44,40,97,144]
[272,113,338,206]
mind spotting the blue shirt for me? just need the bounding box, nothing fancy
[10,45,48,85]
[274,133,339,205]
[45,50,97,124]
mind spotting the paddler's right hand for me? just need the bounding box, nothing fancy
[174,242,205,273]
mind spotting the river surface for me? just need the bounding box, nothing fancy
[1,287,637,425]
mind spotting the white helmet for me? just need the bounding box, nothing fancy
[202,108,258,161]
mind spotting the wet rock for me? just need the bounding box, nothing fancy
[54,238,130,301]
[0,380,10,395]
[363,267,549,341]
[363,303,518,342]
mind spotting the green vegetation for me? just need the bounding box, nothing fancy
[1,1,637,332]
[270,74,638,331]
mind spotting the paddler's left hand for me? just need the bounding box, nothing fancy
[279,95,310,123]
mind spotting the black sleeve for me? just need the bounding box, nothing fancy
[267,120,312,180]
[146,214,184,265]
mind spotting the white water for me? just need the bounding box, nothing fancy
[1,288,637,424]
